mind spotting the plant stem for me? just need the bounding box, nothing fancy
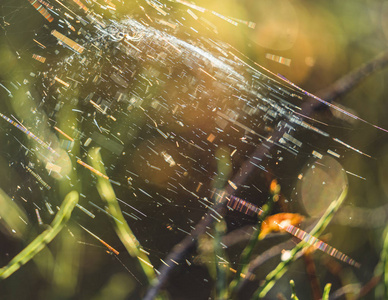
[0,190,79,279]
[214,220,228,300]
[252,186,348,299]
[322,283,332,300]
[290,280,299,300]
[88,148,157,286]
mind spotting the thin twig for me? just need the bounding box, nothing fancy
[304,251,322,300]
[144,48,388,299]
[317,50,388,102]
[144,138,275,300]
[355,275,382,299]
[144,73,325,299]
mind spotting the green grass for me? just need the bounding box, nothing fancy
[252,185,348,298]
[0,190,79,279]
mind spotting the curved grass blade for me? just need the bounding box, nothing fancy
[0,190,79,279]
[87,147,156,284]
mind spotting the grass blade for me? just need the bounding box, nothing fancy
[252,185,348,299]
[0,190,78,279]
[87,148,156,284]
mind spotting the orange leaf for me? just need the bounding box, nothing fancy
[259,213,305,239]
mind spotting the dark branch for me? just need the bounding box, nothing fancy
[144,49,388,300]
[317,50,388,102]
